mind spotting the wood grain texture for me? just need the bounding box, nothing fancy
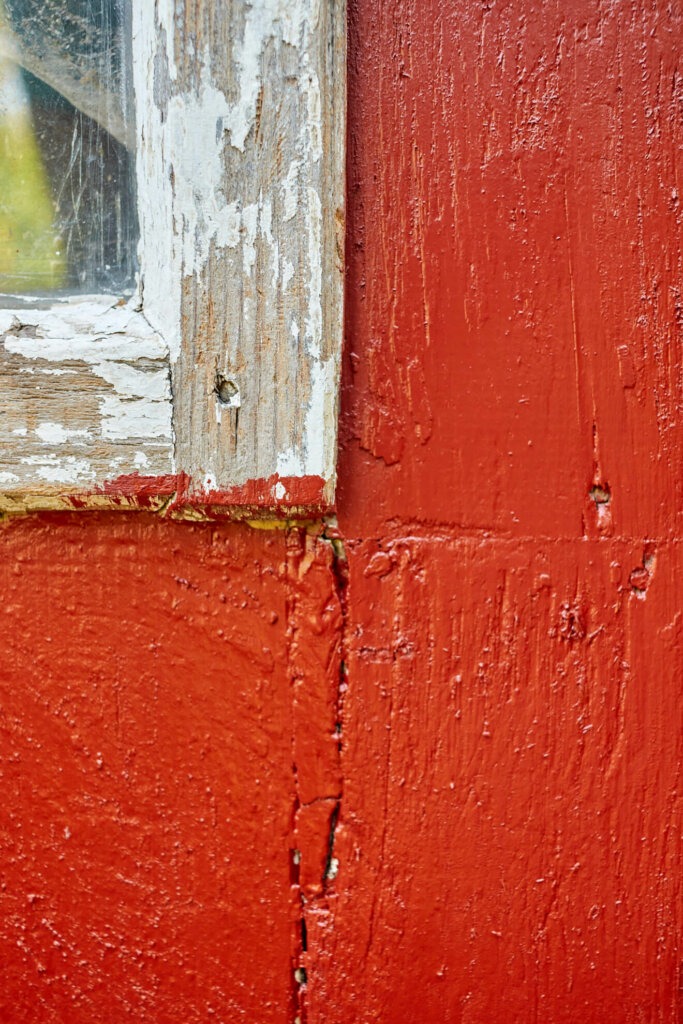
[0,299,173,508]
[0,0,345,511]
[137,0,346,504]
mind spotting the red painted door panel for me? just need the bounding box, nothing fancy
[338,0,683,542]
[0,518,301,1022]
[322,0,682,1020]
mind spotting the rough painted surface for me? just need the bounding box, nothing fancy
[1,0,682,1021]
[0,516,343,1022]
[308,538,682,1022]
[337,0,683,541]
[306,0,683,1020]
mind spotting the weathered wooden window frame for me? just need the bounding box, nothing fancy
[0,0,345,515]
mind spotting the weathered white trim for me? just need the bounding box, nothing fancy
[0,297,173,492]
[0,0,345,509]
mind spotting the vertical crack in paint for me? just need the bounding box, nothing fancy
[286,523,347,1023]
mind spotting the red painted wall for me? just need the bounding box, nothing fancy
[1,1,681,1021]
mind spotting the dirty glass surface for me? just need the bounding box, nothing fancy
[0,0,136,296]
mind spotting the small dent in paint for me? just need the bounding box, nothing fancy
[589,483,611,507]
[629,546,656,598]
[556,601,586,643]
[588,481,612,535]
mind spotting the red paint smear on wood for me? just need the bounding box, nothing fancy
[89,472,330,516]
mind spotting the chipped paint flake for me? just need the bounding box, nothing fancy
[35,423,90,445]
[21,455,96,485]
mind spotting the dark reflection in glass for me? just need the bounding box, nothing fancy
[0,0,136,296]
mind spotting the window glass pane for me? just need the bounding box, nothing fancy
[0,0,136,296]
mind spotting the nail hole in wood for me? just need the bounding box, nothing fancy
[215,373,240,408]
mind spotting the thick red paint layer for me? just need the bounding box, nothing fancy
[94,473,331,516]
[0,517,338,1022]
[307,537,682,1022]
[321,0,682,1020]
[337,0,683,540]
[0,517,344,1021]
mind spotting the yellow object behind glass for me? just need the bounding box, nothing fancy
[0,4,65,293]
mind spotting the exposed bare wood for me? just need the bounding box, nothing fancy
[0,0,346,510]
[0,297,173,506]
[136,0,346,504]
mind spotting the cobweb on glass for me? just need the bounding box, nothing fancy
[0,0,137,296]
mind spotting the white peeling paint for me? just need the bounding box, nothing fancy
[0,296,173,489]
[100,395,172,442]
[1,0,343,503]
[279,0,311,47]
[304,186,323,358]
[133,0,340,497]
[241,202,260,277]
[35,422,68,445]
[276,354,335,480]
[35,422,90,446]
[1,299,172,446]
[282,258,295,293]
[304,356,336,478]
[134,43,235,355]
[276,446,303,477]
[152,0,178,81]
[135,1,317,358]
[92,360,170,405]
[282,160,300,222]
[21,455,96,485]
[223,0,320,151]
[301,64,323,164]
[215,202,242,250]
[222,0,277,152]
